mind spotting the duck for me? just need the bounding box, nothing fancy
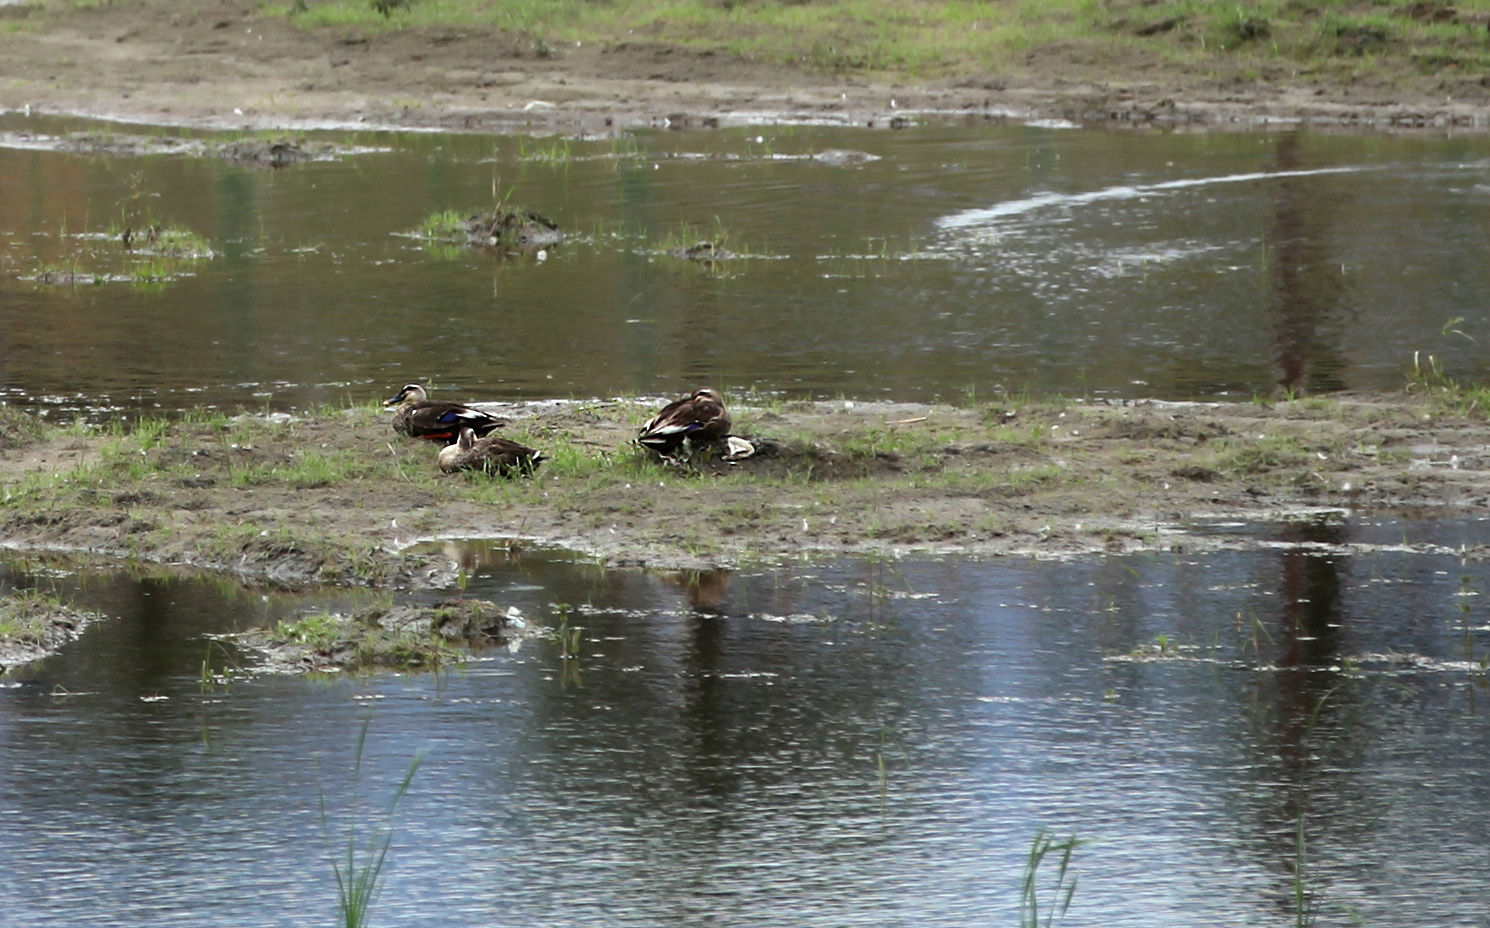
[438,427,544,476]
[383,383,505,443]
[637,388,734,459]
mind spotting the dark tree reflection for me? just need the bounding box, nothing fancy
[1269,132,1352,395]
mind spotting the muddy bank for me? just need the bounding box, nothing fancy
[3,0,1490,135]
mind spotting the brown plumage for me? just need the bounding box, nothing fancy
[637,388,732,459]
[383,383,505,444]
[438,427,543,476]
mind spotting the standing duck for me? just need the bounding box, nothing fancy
[637,388,735,460]
[438,427,543,476]
[384,383,505,443]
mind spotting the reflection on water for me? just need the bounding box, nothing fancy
[1268,132,1350,395]
[5,116,1490,418]
[3,523,1490,926]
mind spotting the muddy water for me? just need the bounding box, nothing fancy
[3,115,1490,418]
[4,523,1490,927]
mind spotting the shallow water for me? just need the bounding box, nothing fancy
[4,520,1490,927]
[3,116,1490,417]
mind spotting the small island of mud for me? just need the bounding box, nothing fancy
[4,386,1490,579]
[5,385,1490,671]
[235,597,543,675]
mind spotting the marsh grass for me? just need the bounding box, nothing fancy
[0,403,48,448]
[114,225,216,259]
[410,199,559,251]
[230,449,377,489]
[416,209,468,240]
[198,639,242,689]
[275,610,349,649]
[1210,434,1316,476]
[273,605,461,669]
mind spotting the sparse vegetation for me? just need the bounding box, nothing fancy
[242,597,530,673]
[1406,351,1490,417]
[517,134,574,164]
[653,219,745,263]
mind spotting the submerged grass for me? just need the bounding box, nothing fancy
[26,218,215,287]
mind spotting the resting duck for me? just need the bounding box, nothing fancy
[438,427,543,476]
[637,388,737,459]
[384,383,505,443]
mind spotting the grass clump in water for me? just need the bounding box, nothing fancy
[653,219,747,263]
[1020,829,1085,928]
[26,217,214,288]
[411,206,562,250]
[324,720,424,928]
[517,135,574,164]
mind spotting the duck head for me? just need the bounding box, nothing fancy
[437,427,479,472]
[384,383,428,408]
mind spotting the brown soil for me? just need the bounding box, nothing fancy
[2,0,1489,134]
